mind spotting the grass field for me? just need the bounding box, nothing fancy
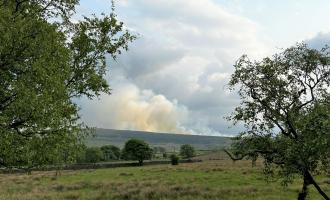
[0,159,329,200]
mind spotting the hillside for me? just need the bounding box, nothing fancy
[87,128,232,150]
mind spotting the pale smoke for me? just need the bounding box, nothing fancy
[79,0,274,136]
[82,82,190,134]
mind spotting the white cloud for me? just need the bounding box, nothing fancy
[79,0,273,135]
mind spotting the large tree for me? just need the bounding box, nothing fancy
[226,44,330,200]
[0,0,135,169]
[122,139,153,166]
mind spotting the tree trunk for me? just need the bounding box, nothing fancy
[306,171,330,200]
[298,172,310,200]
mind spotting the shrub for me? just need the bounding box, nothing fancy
[170,154,179,165]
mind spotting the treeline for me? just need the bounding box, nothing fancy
[77,139,197,166]
[77,145,121,163]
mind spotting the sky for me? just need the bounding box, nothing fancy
[76,0,330,136]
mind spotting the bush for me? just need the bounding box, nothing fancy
[170,154,179,165]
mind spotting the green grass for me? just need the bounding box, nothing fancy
[0,160,329,200]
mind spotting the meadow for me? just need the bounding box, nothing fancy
[1,155,329,200]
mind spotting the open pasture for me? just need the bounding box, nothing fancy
[0,159,329,200]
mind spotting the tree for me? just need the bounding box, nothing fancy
[180,144,196,159]
[0,1,135,169]
[121,139,153,166]
[100,145,121,161]
[84,147,103,164]
[226,43,330,200]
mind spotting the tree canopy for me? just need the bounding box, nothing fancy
[227,43,330,200]
[180,144,196,159]
[100,145,121,161]
[121,139,153,165]
[0,0,135,169]
[84,147,103,164]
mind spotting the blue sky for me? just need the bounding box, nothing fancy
[77,0,330,136]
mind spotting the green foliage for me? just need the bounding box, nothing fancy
[170,154,179,165]
[0,1,135,168]
[227,43,330,199]
[180,144,196,159]
[84,147,103,164]
[100,145,121,161]
[122,139,153,165]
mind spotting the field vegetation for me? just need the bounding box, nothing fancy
[1,156,329,200]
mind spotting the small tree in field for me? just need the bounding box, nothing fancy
[226,43,329,200]
[180,144,196,159]
[122,139,153,166]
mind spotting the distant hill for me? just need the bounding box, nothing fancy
[87,128,232,150]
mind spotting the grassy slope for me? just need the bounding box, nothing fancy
[87,128,231,150]
[1,159,329,200]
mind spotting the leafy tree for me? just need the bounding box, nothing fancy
[226,43,330,200]
[180,144,196,159]
[84,147,103,164]
[0,0,135,169]
[100,145,121,161]
[122,139,153,166]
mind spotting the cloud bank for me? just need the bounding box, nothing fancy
[78,0,271,136]
[78,0,330,136]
